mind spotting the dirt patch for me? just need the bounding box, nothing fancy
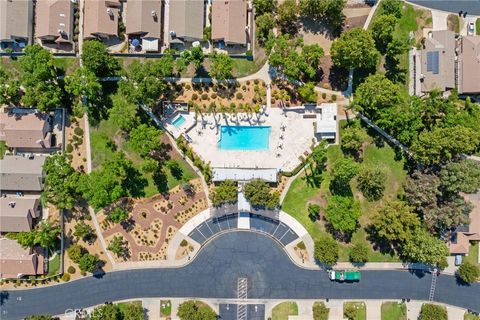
[344,15,368,29]
[317,55,349,92]
[65,115,87,171]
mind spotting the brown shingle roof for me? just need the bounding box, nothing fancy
[0,196,41,232]
[168,0,204,41]
[35,0,74,42]
[83,0,120,39]
[126,0,162,39]
[0,111,52,149]
[0,155,46,192]
[420,30,456,92]
[460,36,480,94]
[0,238,42,279]
[211,0,247,45]
[0,0,33,44]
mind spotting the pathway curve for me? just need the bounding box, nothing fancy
[1,232,479,320]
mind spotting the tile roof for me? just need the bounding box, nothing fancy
[126,0,162,39]
[84,0,120,38]
[35,0,74,41]
[0,238,42,279]
[0,0,33,43]
[0,196,41,232]
[0,155,46,192]
[168,0,204,41]
[211,0,247,45]
[0,111,52,149]
[460,36,480,94]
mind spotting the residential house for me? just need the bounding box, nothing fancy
[419,30,456,93]
[35,0,74,45]
[84,0,121,39]
[168,0,205,46]
[0,196,41,233]
[315,103,337,141]
[0,155,46,193]
[0,0,34,49]
[0,238,44,279]
[126,0,163,52]
[0,110,58,153]
[449,193,480,256]
[458,36,480,94]
[211,0,248,47]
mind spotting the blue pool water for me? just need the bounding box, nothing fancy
[172,114,186,128]
[219,126,271,150]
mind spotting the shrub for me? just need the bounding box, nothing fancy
[211,93,217,99]
[67,244,85,263]
[313,302,329,320]
[357,167,386,201]
[322,92,327,99]
[349,242,369,263]
[236,92,243,99]
[332,94,337,101]
[66,144,73,153]
[61,273,71,282]
[254,79,259,85]
[74,127,84,136]
[180,239,188,247]
[246,50,253,56]
[314,234,339,265]
[192,93,198,100]
[419,303,447,320]
[185,84,191,90]
[201,93,208,100]
[457,261,480,283]
[67,266,76,274]
[296,241,306,250]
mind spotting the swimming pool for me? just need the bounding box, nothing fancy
[219,126,271,150]
[172,114,186,128]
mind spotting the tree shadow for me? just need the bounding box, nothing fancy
[329,178,353,197]
[153,170,169,193]
[123,167,147,198]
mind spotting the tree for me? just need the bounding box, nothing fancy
[108,235,127,257]
[353,73,405,119]
[210,180,238,206]
[308,203,321,221]
[332,158,359,184]
[0,66,21,105]
[108,207,130,223]
[64,67,102,106]
[277,0,298,35]
[177,300,217,320]
[349,242,369,263]
[411,126,480,165]
[67,244,86,263]
[331,28,379,70]
[311,140,328,172]
[178,46,205,71]
[370,201,421,246]
[8,222,60,249]
[253,0,276,16]
[402,228,448,266]
[302,44,324,78]
[244,179,279,209]
[41,154,80,210]
[381,0,402,18]
[108,94,139,132]
[370,14,397,53]
[256,13,275,45]
[77,152,146,210]
[314,234,339,265]
[312,302,329,320]
[81,40,120,77]
[325,195,361,235]
[440,159,480,195]
[90,304,121,320]
[19,45,63,111]
[121,302,144,320]
[78,253,100,273]
[209,53,233,80]
[298,82,317,103]
[129,124,162,158]
[25,316,56,320]
[341,125,368,157]
[419,303,447,320]
[73,221,94,241]
[457,261,480,284]
[357,167,386,201]
[299,0,346,29]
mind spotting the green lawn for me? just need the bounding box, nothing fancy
[117,301,142,314]
[465,312,480,320]
[477,19,480,35]
[1,57,79,76]
[381,302,407,320]
[271,302,298,320]
[281,121,405,262]
[90,118,197,197]
[0,140,6,159]
[160,300,172,317]
[47,253,60,276]
[344,302,366,320]
[231,58,261,78]
[464,241,479,266]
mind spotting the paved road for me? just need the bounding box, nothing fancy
[408,0,480,15]
[1,232,480,319]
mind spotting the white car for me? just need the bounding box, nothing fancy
[467,22,475,36]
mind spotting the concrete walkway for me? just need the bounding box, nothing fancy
[431,9,449,30]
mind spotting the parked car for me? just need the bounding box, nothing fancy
[467,22,475,36]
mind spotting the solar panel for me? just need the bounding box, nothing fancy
[426,51,439,75]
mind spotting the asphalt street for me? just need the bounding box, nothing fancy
[1,232,479,319]
[408,0,480,15]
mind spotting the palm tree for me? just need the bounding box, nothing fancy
[34,221,61,249]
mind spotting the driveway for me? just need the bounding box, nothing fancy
[408,1,480,16]
[1,231,480,319]
[432,10,449,30]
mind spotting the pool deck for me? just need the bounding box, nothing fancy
[186,107,321,172]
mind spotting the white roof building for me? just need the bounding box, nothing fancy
[316,103,337,140]
[212,168,278,183]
